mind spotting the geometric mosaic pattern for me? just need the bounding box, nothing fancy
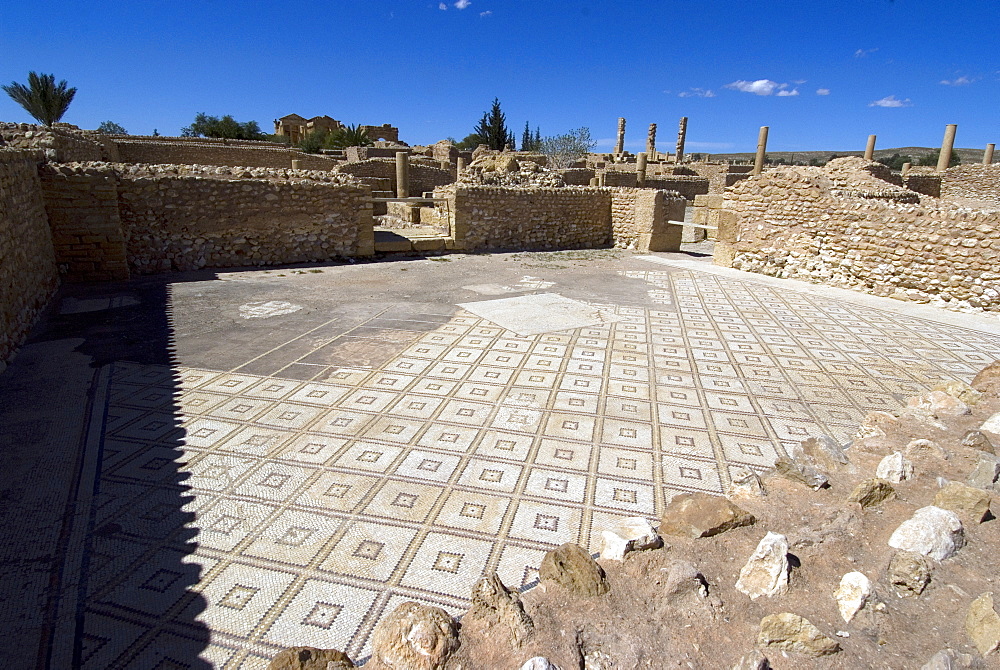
[75,265,1000,668]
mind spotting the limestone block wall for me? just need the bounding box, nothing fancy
[715,164,1000,309]
[38,165,130,281]
[111,165,373,273]
[610,188,684,252]
[113,139,339,171]
[601,171,709,199]
[939,164,1000,203]
[34,163,372,275]
[335,159,452,195]
[904,174,942,198]
[0,123,104,162]
[0,149,59,367]
[558,168,596,185]
[451,186,612,251]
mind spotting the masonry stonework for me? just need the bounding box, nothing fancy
[715,158,1000,310]
[0,149,59,367]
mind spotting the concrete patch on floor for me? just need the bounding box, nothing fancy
[459,293,622,336]
[239,301,303,319]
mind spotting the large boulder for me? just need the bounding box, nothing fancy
[888,506,965,561]
[368,602,460,670]
[735,532,789,600]
[539,543,609,597]
[659,493,755,539]
[757,613,840,657]
[266,647,354,670]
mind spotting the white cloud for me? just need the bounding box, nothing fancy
[438,2,447,8]
[725,79,801,97]
[454,0,471,8]
[940,75,974,86]
[678,87,716,98]
[726,79,781,95]
[854,48,878,58]
[792,79,807,85]
[816,88,831,95]
[869,95,912,108]
[479,10,491,16]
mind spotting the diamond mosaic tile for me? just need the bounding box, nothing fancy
[70,265,1000,667]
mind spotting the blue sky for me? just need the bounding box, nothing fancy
[2,1,996,153]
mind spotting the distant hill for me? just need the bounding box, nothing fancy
[700,146,986,165]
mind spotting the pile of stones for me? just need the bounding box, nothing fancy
[458,153,565,189]
[266,363,1000,669]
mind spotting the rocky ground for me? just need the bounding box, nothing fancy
[268,365,1000,670]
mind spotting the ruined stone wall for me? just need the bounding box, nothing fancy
[610,188,685,251]
[939,164,1000,203]
[601,171,709,199]
[0,149,58,367]
[904,174,942,198]
[335,158,452,195]
[113,139,339,170]
[38,165,130,282]
[716,162,1000,310]
[685,163,752,194]
[452,186,612,251]
[111,165,373,273]
[33,163,372,275]
[0,122,104,162]
[558,168,596,185]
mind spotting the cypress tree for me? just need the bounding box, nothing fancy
[472,98,513,151]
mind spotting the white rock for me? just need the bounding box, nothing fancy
[906,438,949,461]
[736,532,789,600]
[979,411,1000,443]
[521,657,559,670]
[876,451,914,483]
[598,517,661,561]
[907,391,970,416]
[888,506,965,561]
[834,571,873,623]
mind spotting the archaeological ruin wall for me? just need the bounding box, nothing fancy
[429,184,685,253]
[38,163,374,275]
[112,138,340,171]
[714,158,1000,310]
[335,158,453,195]
[0,149,59,367]
[0,123,105,162]
[939,164,1000,204]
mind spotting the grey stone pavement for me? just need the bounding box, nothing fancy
[4,244,1000,669]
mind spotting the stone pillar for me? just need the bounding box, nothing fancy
[291,159,301,170]
[395,152,409,198]
[646,123,657,159]
[752,126,769,176]
[901,162,912,176]
[937,124,957,172]
[457,157,466,174]
[439,159,450,171]
[864,135,876,161]
[614,117,626,155]
[589,177,599,186]
[676,117,688,164]
[984,144,995,165]
[597,173,606,187]
[636,153,647,187]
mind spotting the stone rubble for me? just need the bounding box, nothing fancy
[888,506,965,561]
[597,517,662,561]
[833,571,873,623]
[735,532,790,600]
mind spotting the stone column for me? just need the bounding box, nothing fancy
[439,159,450,171]
[589,177,599,187]
[597,173,606,187]
[752,126,769,176]
[395,151,409,198]
[676,117,688,164]
[614,117,626,155]
[636,153,647,187]
[646,123,657,159]
[937,124,957,173]
[864,135,876,161]
[456,157,466,174]
[984,144,995,165]
[291,159,301,170]
[901,162,912,176]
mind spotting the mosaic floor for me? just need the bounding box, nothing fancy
[47,259,1000,668]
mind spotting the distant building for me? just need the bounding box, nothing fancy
[274,115,400,144]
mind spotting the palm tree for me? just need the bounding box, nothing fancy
[324,124,372,149]
[2,72,77,127]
